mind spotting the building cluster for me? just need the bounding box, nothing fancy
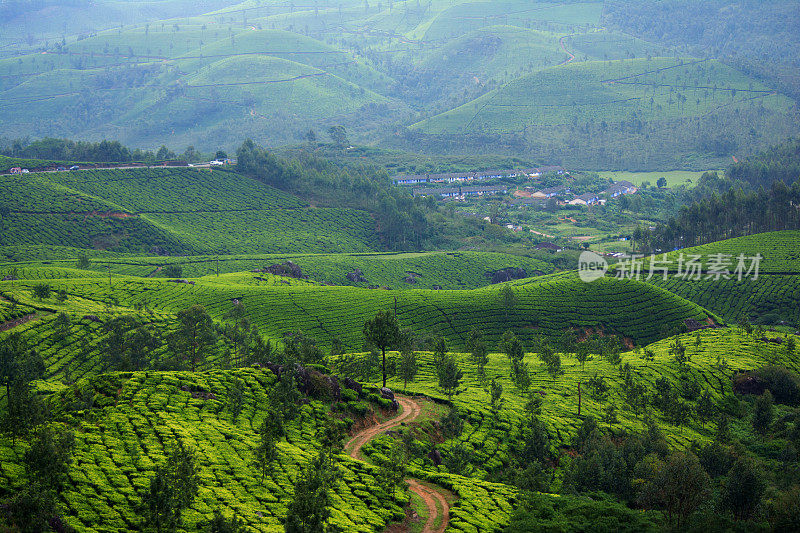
[393,166,566,186]
[514,181,638,206]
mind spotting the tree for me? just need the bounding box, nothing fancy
[695,389,715,426]
[488,379,504,419]
[127,325,161,371]
[398,349,417,390]
[142,465,176,533]
[500,284,517,321]
[576,342,591,371]
[657,176,667,188]
[327,125,349,148]
[254,412,283,480]
[284,450,336,533]
[467,328,488,380]
[637,451,710,528]
[214,150,228,161]
[0,332,46,436]
[4,482,58,533]
[32,283,51,301]
[438,354,463,399]
[670,338,689,371]
[168,305,217,372]
[206,509,247,533]
[753,390,774,434]
[23,425,74,492]
[362,310,401,388]
[142,438,201,532]
[376,445,407,496]
[721,458,765,520]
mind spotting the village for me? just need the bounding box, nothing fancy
[392,166,639,206]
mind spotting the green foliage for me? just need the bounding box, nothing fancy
[363,310,401,388]
[636,451,710,528]
[720,457,765,521]
[752,390,775,434]
[284,450,337,533]
[168,305,216,372]
[505,492,662,533]
[3,482,59,533]
[398,349,418,389]
[23,425,75,492]
[32,283,51,301]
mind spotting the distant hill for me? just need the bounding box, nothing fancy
[2,0,799,169]
[414,57,793,134]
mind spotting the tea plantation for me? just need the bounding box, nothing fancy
[1,231,799,531]
[0,167,379,254]
[0,249,556,290]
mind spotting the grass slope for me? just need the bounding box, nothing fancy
[0,168,379,254]
[0,369,407,531]
[2,272,712,354]
[415,57,794,134]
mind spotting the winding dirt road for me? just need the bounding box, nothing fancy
[345,395,451,533]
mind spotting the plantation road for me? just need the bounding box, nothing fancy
[345,396,451,533]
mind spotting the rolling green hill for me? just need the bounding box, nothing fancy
[2,272,712,355]
[414,57,794,134]
[0,167,379,254]
[411,25,567,90]
[0,250,557,290]
[640,231,800,325]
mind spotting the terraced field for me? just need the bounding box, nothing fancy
[415,57,793,134]
[0,168,379,254]
[0,369,407,532]
[0,249,555,290]
[1,272,711,356]
[637,231,800,324]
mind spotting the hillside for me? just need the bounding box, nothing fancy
[0,167,379,254]
[0,369,408,531]
[414,57,793,134]
[2,0,799,169]
[0,250,557,290]
[640,231,800,325]
[1,272,711,360]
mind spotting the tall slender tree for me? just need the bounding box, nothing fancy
[363,310,401,388]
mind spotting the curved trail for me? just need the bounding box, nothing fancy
[345,396,450,533]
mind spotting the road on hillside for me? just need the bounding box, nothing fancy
[345,396,451,533]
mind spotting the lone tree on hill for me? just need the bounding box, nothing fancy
[438,354,463,399]
[254,410,284,480]
[363,310,401,388]
[141,438,200,532]
[285,449,338,533]
[500,284,517,321]
[168,305,217,372]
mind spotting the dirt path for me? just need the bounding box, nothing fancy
[407,479,450,533]
[0,312,40,332]
[345,397,421,460]
[558,35,576,65]
[345,395,451,533]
